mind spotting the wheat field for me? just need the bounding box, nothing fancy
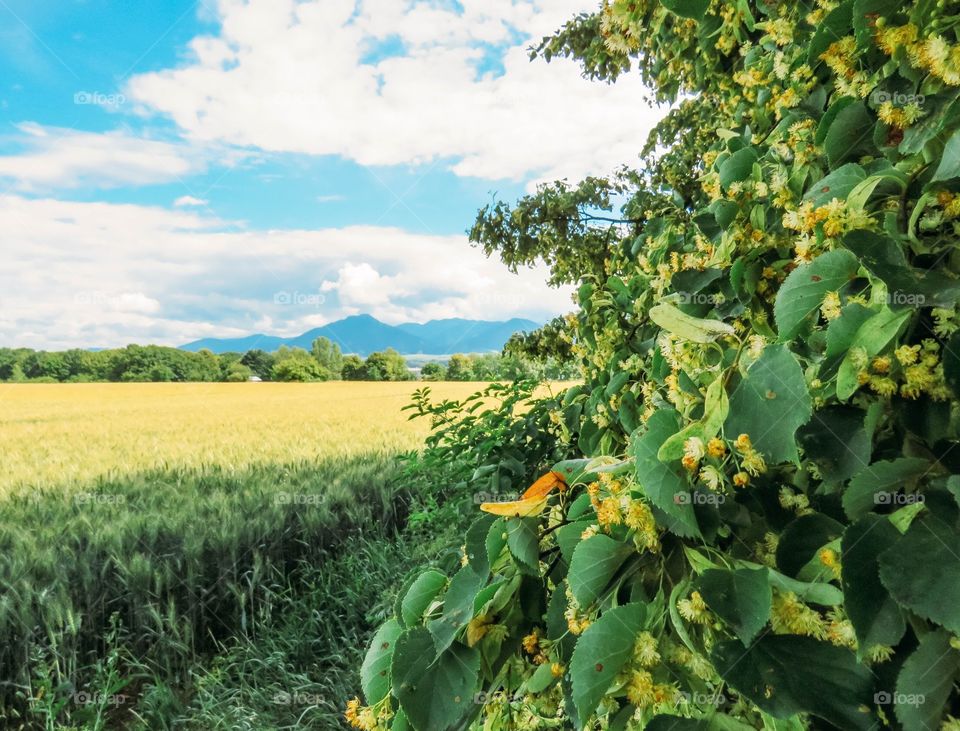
[0,381,486,493]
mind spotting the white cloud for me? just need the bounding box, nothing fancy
[0,196,573,349]
[174,195,208,207]
[127,0,664,184]
[0,124,205,191]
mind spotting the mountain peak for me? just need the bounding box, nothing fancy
[180,315,541,356]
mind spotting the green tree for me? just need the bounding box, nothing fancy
[419,362,447,381]
[363,349,411,381]
[341,354,367,381]
[444,353,473,381]
[225,361,253,382]
[311,336,344,379]
[271,347,328,382]
[240,349,275,380]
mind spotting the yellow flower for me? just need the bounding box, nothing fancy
[741,449,767,477]
[633,631,661,667]
[550,662,565,678]
[678,591,711,625]
[771,591,826,639]
[522,630,540,655]
[821,291,842,320]
[467,614,494,647]
[626,669,656,707]
[733,471,750,487]
[596,497,623,529]
[707,437,726,458]
[699,465,724,492]
[734,433,751,451]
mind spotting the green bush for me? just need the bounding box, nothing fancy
[351,1,960,729]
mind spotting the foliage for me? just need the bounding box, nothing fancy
[354,0,960,729]
[365,348,415,382]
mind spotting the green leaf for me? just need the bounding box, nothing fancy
[658,377,728,462]
[401,570,447,627]
[428,566,484,653]
[713,635,876,730]
[932,129,960,181]
[465,514,497,578]
[505,517,540,575]
[570,603,646,722]
[843,230,960,307]
[841,516,906,654]
[802,163,866,208]
[362,619,403,705]
[894,629,960,731]
[776,513,845,578]
[836,308,912,400]
[879,512,960,634]
[824,101,875,167]
[484,518,507,572]
[943,331,960,400]
[841,458,929,520]
[808,3,852,63]
[797,406,871,487]
[649,302,735,343]
[774,249,859,341]
[647,715,756,731]
[725,345,812,464]
[391,627,479,731]
[568,534,632,607]
[696,567,771,645]
[718,148,759,190]
[763,565,844,605]
[628,410,701,538]
[661,0,710,18]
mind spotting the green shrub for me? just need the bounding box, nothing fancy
[352,1,960,729]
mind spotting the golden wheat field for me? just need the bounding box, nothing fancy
[0,381,497,492]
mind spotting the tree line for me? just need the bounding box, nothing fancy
[0,337,577,383]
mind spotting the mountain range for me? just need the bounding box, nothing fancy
[179,314,541,356]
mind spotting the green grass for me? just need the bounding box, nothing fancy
[0,453,421,729]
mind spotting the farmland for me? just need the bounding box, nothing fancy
[0,381,520,729]
[0,382,484,493]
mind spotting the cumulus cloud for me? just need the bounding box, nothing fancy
[0,196,573,349]
[173,195,208,207]
[126,0,664,184]
[0,124,207,191]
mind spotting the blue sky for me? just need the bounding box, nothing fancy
[0,0,661,349]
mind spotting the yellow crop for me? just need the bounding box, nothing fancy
[0,381,487,493]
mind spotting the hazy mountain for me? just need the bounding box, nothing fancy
[180,314,540,356]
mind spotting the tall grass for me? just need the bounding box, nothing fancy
[0,453,413,727]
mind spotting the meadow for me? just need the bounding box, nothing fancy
[0,381,500,729]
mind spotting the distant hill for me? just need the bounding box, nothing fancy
[180,314,540,356]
